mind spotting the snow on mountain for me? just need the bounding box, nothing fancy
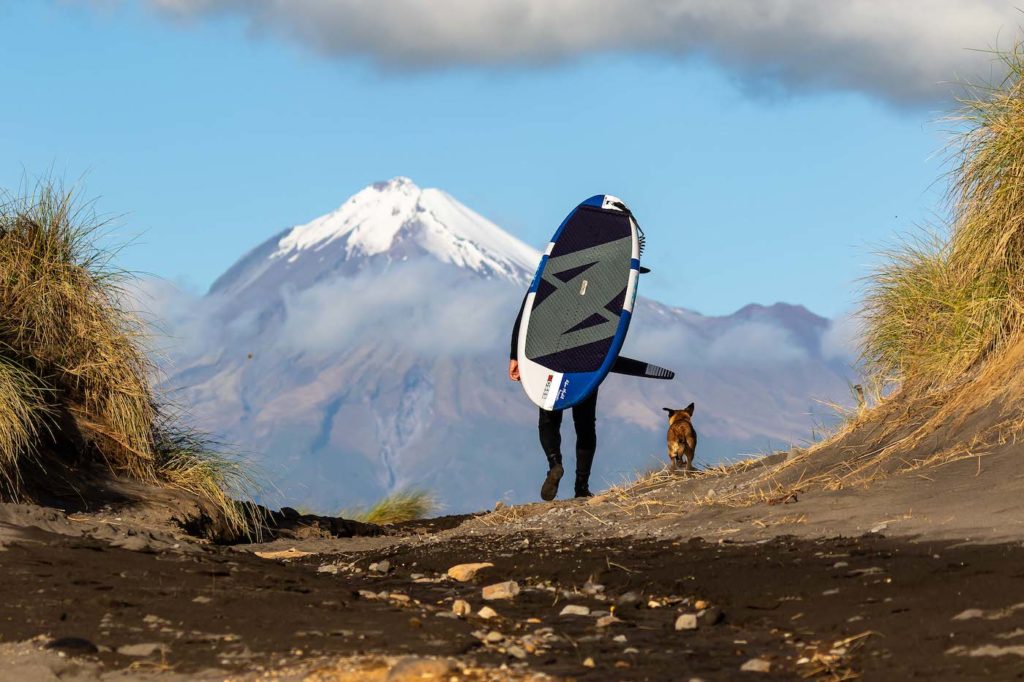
[156,178,856,514]
[210,177,539,301]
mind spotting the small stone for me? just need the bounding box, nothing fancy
[192,596,212,604]
[822,589,840,596]
[358,590,378,600]
[833,561,849,569]
[694,600,709,610]
[369,560,391,574]
[647,599,663,609]
[740,658,772,673]
[953,608,984,621]
[386,657,452,681]
[624,647,639,654]
[117,643,168,657]
[447,562,495,582]
[559,605,591,617]
[617,591,643,607]
[613,634,628,643]
[478,606,498,620]
[582,582,605,595]
[596,615,620,628]
[46,637,99,655]
[675,614,699,631]
[389,593,411,603]
[482,581,520,600]
[699,606,725,626]
[506,645,527,660]
[582,657,596,668]
[485,631,504,644]
[452,600,472,617]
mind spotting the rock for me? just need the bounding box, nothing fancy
[740,658,771,673]
[613,634,628,643]
[694,599,709,610]
[192,596,212,604]
[117,643,168,657]
[647,599,663,609]
[559,605,591,617]
[482,581,520,600]
[485,631,504,644]
[507,644,527,659]
[386,657,452,681]
[617,591,643,608]
[369,560,391,574]
[478,606,498,619]
[953,608,984,621]
[452,600,471,617]
[596,615,620,628]
[447,562,494,582]
[699,607,725,626]
[583,657,596,668]
[675,614,699,631]
[46,637,99,655]
[582,582,605,595]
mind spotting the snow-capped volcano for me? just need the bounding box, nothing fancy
[210,177,540,299]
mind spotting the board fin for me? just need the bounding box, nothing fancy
[639,266,651,274]
[610,355,675,380]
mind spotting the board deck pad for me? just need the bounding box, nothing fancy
[517,195,648,410]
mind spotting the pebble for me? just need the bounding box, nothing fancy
[485,631,505,644]
[613,635,628,643]
[694,600,709,610]
[675,614,699,631]
[506,644,527,659]
[822,589,840,596]
[117,643,168,657]
[482,581,520,601]
[559,605,591,617]
[699,606,725,626]
[953,608,984,621]
[478,606,498,620]
[740,658,772,673]
[447,562,494,582]
[192,596,212,604]
[582,657,596,668]
[596,615,620,628]
[386,658,451,681]
[452,600,471,617]
[617,591,643,608]
[369,560,391,574]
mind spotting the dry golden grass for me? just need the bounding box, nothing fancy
[345,490,437,525]
[0,180,256,536]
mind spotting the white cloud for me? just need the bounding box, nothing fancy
[129,0,1022,104]
[821,311,864,363]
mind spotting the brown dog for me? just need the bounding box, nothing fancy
[662,403,697,471]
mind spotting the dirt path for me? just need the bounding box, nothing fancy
[3,518,1024,680]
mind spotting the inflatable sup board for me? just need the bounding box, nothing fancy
[516,195,674,410]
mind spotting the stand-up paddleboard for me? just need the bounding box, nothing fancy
[516,195,674,410]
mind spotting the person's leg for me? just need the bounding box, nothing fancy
[537,408,564,501]
[571,389,598,497]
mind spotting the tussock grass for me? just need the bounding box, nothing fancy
[0,180,256,536]
[346,490,437,525]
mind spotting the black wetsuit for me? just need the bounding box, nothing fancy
[510,297,597,495]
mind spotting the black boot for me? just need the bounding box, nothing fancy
[575,447,594,498]
[541,452,563,502]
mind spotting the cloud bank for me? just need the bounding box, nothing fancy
[137,0,1021,105]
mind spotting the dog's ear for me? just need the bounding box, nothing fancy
[662,407,675,416]
[683,402,695,416]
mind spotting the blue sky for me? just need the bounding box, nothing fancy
[0,2,983,318]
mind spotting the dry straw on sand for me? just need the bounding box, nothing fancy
[0,181,255,536]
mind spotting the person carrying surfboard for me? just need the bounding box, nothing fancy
[509,305,597,500]
[508,194,675,502]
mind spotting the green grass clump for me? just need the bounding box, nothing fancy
[861,44,1024,388]
[0,180,255,536]
[346,490,437,525]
